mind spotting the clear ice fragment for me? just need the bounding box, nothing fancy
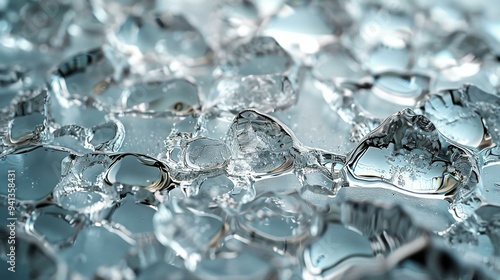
[342,108,478,198]
[159,132,231,181]
[254,173,302,196]
[52,120,125,152]
[226,109,300,176]
[0,0,73,49]
[3,90,51,148]
[0,64,25,88]
[429,85,500,146]
[0,146,70,201]
[52,153,118,214]
[334,187,456,232]
[60,225,133,278]
[90,0,156,24]
[176,0,282,51]
[110,194,157,235]
[237,192,320,242]
[312,43,364,85]
[209,37,302,113]
[451,147,500,222]
[193,251,276,280]
[188,173,255,213]
[418,85,492,149]
[123,78,201,117]
[110,12,211,66]
[49,47,124,109]
[53,180,117,214]
[89,120,125,151]
[125,234,179,277]
[344,1,416,59]
[318,72,430,141]
[52,58,202,141]
[261,1,347,59]
[137,263,192,280]
[117,115,191,156]
[303,223,373,278]
[184,137,231,170]
[295,167,335,211]
[153,203,225,262]
[340,201,426,255]
[426,31,490,79]
[272,75,355,153]
[0,230,68,280]
[365,43,412,73]
[339,235,491,280]
[25,204,83,248]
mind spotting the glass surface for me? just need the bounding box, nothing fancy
[0,0,500,279]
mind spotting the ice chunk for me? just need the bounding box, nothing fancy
[209,37,302,113]
[342,108,479,199]
[226,109,300,176]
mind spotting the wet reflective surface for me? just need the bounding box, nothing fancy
[2,0,500,279]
